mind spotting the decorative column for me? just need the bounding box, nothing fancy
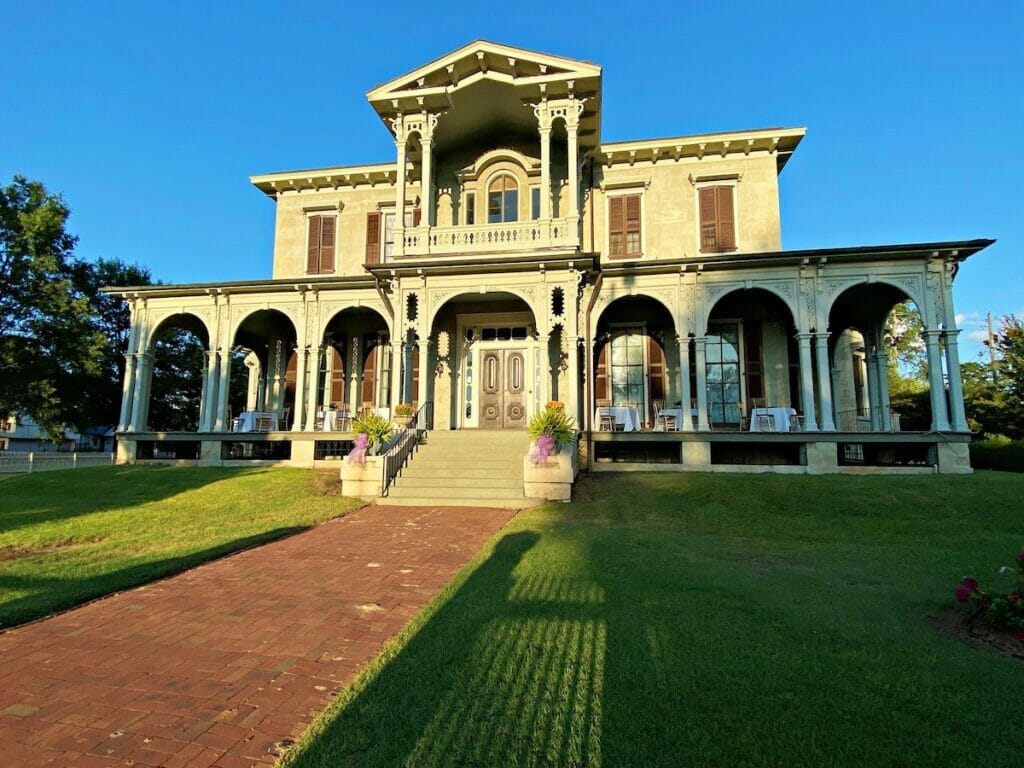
[213,348,231,432]
[814,332,836,431]
[198,350,218,431]
[245,355,260,412]
[418,338,432,411]
[923,329,951,431]
[536,106,552,219]
[322,343,335,407]
[944,329,968,432]
[118,353,138,432]
[128,353,150,432]
[677,336,693,431]
[875,351,893,431]
[393,123,407,258]
[566,115,580,220]
[291,346,307,432]
[302,345,322,431]
[421,133,435,227]
[694,336,710,431]
[404,336,415,405]
[865,351,880,431]
[390,338,404,408]
[348,335,361,417]
[796,333,819,430]
[566,336,580,427]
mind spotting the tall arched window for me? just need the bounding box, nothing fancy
[487,175,518,223]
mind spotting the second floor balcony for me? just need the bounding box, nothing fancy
[397,216,581,259]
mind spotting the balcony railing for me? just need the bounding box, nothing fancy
[401,217,580,257]
[835,407,903,433]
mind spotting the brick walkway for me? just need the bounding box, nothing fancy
[0,505,516,767]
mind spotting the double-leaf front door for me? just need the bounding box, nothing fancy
[479,348,527,429]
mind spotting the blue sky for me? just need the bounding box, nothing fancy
[2,1,1020,359]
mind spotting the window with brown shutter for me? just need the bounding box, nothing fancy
[306,214,336,274]
[608,193,642,259]
[365,211,381,265]
[699,186,737,253]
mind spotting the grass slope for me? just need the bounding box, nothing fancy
[284,471,1024,768]
[0,466,360,628]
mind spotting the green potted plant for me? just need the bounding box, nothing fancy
[351,411,395,455]
[524,404,579,502]
[394,402,415,428]
[339,411,396,498]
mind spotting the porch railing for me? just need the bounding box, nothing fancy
[381,401,433,496]
[401,217,580,257]
[834,407,903,433]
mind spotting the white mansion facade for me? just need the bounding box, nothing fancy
[110,41,990,474]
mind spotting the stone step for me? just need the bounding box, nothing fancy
[392,475,523,489]
[388,482,524,498]
[399,466,524,481]
[377,495,543,509]
[408,454,524,466]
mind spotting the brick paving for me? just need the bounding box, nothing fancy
[0,505,517,767]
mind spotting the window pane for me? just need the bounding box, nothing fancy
[611,345,628,366]
[466,195,475,225]
[531,187,540,220]
[627,232,640,255]
[627,344,643,365]
[504,189,518,222]
[488,192,502,223]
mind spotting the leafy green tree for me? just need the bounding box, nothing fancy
[0,175,104,434]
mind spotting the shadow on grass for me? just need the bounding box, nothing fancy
[0,525,308,629]
[0,465,270,535]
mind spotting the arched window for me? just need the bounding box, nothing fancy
[487,175,518,223]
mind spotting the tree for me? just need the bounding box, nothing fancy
[0,175,104,434]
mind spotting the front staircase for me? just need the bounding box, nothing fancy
[377,429,542,508]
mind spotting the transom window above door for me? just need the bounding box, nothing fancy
[487,175,519,223]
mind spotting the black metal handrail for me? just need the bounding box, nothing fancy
[381,401,432,496]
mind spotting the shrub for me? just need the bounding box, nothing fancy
[351,411,394,454]
[527,405,576,448]
[954,549,1024,641]
[969,437,1024,473]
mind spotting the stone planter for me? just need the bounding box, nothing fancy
[339,455,385,498]
[394,414,414,429]
[523,442,579,502]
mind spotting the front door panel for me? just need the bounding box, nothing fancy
[478,349,527,429]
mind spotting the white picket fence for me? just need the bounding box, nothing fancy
[0,452,115,474]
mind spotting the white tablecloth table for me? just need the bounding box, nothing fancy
[234,411,279,432]
[595,406,641,432]
[749,407,796,433]
[319,410,352,431]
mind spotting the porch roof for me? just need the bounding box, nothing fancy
[598,238,995,276]
[99,274,378,299]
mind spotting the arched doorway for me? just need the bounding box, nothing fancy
[429,291,540,430]
[316,307,392,428]
[228,309,298,430]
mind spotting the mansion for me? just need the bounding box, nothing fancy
[110,41,991,476]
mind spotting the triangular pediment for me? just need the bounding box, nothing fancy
[366,40,601,105]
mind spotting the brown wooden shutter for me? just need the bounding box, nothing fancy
[361,337,378,407]
[365,211,381,265]
[319,216,335,273]
[716,186,735,250]
[607,196,624,258]
[329,344,346,406]
[595,342,609,402]
[625,194,642,256]
[307,216,322,273]
[743,321,764,404]
[412,207,422,227]
[699,188,717,252]
[647,335,666,421]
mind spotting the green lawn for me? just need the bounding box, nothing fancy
[0,466,361,628]
[284,471,1024,768]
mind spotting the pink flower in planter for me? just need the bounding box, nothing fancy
[346,433,369,467]
[961,577,978,591]
[954,585,973,603]
[529,434,556,465]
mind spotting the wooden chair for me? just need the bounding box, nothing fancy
[737,402,749,431]
[751,397,766,410]
[755,413,776,432]
[596,406,616,432]
[313,414,325,432]
[254,415,273,433]
[336,409,353,432]
[788,413,804,432]
[280,407,291,430]
[652,399,678,432]
[230,416,244,432]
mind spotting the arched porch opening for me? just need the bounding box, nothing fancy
[706,288,800,429]
[314,307,392,429]
[593,296,677,430]
[226,309,297,431]
[429,291,540,430]
[143,313,209,432]
[828,283,931,432]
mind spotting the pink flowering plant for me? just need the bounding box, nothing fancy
[954,549,1024,642]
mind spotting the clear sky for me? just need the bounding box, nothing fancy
[2,1,1020,360]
